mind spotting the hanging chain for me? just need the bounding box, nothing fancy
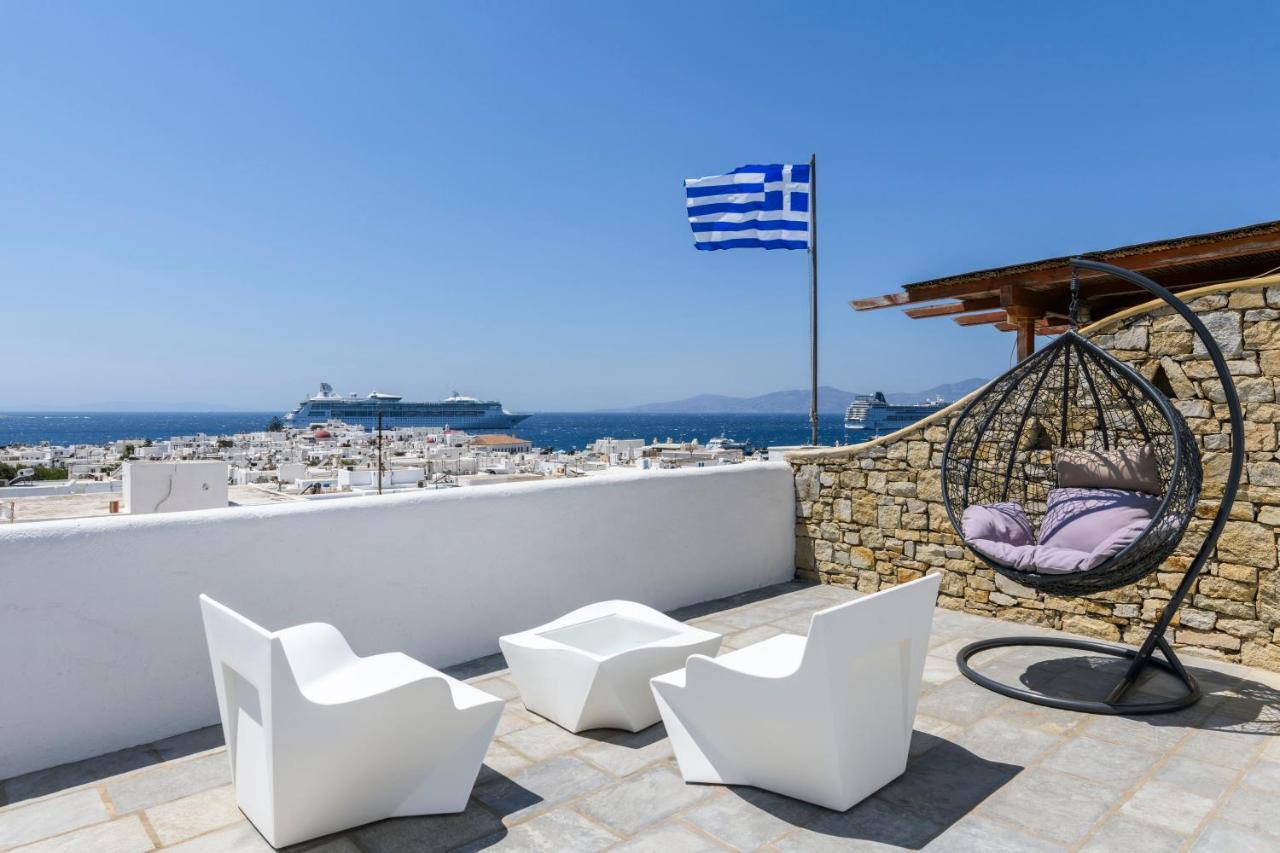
[1068,268,1081,330]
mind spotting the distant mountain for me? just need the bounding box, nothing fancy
[604,379,987,414]
[32,402,240,412]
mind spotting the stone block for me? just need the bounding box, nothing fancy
[1194,595,1256,618]
[1193,311,1243,358]
[1112,326,1148,351]
[1150,330,1193,356]
[1243,319,1280,350]
[1198,575,1257,601]
[1175,629,1241,651]
[1230,290,1268,309]
[1241,641,1280,671]
[1062,615,1121,641]
[1216,521,1276,568]
[877,505,902,529]
[1178,608,1217,630]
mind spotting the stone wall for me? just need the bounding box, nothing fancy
[789,277,1280,672]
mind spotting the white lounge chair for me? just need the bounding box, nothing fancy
[198,596,503,848]
[650,574,942,811]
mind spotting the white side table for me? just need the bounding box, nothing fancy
[499,600,721,732]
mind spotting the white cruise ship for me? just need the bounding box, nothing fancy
[844,392,947,435]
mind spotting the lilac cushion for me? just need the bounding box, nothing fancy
[963,488,1161,576]
[1038,488,1159,554]
[961,502,1034,547]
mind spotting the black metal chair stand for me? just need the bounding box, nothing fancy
[943,258,1245,715]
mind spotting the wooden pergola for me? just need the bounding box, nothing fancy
[851,220,1280,360]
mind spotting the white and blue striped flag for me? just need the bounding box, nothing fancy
[684,163,811,250]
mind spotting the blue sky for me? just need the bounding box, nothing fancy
[2,2,1277,411]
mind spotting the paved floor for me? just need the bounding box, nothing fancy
[2,581,1278,851]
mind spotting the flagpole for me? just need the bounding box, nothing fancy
[808,153,819,446]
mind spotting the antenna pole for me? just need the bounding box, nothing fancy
[377,411,384,495]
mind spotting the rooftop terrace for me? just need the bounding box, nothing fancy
[3,581,1278,852]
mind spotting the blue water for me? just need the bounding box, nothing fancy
[0,411,867,450]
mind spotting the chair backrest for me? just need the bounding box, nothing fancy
[200,594,274,690]
[802,574,941,675]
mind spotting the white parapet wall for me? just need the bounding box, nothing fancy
[0,463,796,778]
[124,460,229,514]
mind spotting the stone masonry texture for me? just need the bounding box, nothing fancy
[789,282,1280,672]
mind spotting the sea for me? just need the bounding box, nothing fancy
[0,411,868,451]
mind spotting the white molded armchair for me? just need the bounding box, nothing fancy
[199,596,503,848]
[650,574,941,811]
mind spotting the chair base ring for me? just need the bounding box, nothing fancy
[957,635,1200,716]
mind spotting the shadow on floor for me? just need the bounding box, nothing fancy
[0,725,225,807]
[729,734,1021,849]
[986,651,1280,733]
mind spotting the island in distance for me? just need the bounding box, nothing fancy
[600,379,987,415]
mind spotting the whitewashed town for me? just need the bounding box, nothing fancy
[0,422,758,523]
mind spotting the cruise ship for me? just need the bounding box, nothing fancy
[844,392,947,435]
[284,384,530,432]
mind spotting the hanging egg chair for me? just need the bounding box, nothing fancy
[943,258,1244,715]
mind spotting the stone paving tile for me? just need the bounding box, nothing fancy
[477,741,534,786]
[915,675,1009,726]
[0,789,108,849]
[498,721,586,762]
[574,765,713,836]
[710,606,777,631]
[1240,755,1280,790]
[1189,820,1280,852]
[459,807,619,851]
[1118,779,1217,835]
[680,787,820,849]
[574,726,674,777]
[953,716,1063,766]
[609,823,725,851]
[1080,710,1192,754]
[907,717,964,759]
[106,752,231,814]
[721,624,783,650]
[1173,726,1267,769]
[1215,784,1280,839]
[920,814,1064,852]
[767,612,812,634]
[160,821,273,852]
[921,654,960,687]
[1149,754,1240,800]
[144,783,241,845]
[979,766,1122,845]
[494,703,540,738]
[352,807,506,852]
[1040,734,1156,788]
[0,746,160,808]
[874,737,1019,826]
[10,813,155,852]
[474,755,610,823]
[471,675,520,702]
[773,797,944,851]
[1079,813,1185,853]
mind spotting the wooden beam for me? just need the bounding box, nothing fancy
[954,310,1010,327]
[849,292,910,310]
[903,296,1001,318]
[1016,316,1037,360]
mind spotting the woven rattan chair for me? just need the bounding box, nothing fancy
[941,259,1244,715]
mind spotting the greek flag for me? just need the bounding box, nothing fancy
[684,163,811,250]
